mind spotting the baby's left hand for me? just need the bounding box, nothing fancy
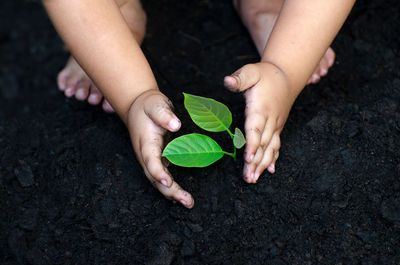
[224,62,295,183]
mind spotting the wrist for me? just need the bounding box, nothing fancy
[125,88,160,125]
[257,60,302,99]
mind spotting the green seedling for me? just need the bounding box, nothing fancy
[162,93,246,167]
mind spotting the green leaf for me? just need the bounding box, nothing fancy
[183,93,232,132]
[162,133,224,167]
[233,128,246,149]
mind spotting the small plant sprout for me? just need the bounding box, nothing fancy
[162,93,246,167]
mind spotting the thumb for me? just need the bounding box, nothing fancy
[224,64,261,92]
[144,94,181,132]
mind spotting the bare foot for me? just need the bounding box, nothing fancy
[57,0,147,113]
[233,0,335,85]
[57,57,114,112]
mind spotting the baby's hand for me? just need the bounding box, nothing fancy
[224,62,294,183]
[127,90,194,208]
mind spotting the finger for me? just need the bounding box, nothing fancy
[141,163,194,208]
[245,146,264,183]
[144,94,181,132]
[88,84,103,105]
[140,135,173,188]
[139,133,194,208]
[260,120,276,150]
[255,133,281,179]
[155,181,194,209]
[244,111,266,163]
[267,150,280,174]
[224,64,260,92]
[75,79,91,101]
[243,144,264,183]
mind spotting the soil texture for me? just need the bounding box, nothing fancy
[1,0,400,264]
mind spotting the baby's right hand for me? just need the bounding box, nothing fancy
[127,90,194,208]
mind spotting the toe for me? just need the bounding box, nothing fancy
[64,75,81,98]
[75,88,89,101]
[318,57,330,77]
[319,67,328,77]
[75,79,91,101]
[307,47,335,84]
[102,100,115,113]
[307,70,318,85]
[326,47,336,68]
[57,69,69,91]
[88,85,103,105]
[309,73,320,84]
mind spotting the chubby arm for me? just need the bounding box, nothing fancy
[42,0,195,208]
[261,0,356,95]
[42,0,156,122]
[224,0,355,183]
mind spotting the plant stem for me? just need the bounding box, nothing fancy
[225,128,237,161]
[226,128,234,139]
[223,151,235,159]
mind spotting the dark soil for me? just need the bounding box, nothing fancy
[1,0,400,264]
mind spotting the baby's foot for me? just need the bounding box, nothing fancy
[225,62,295,183]
[57,0,147,113]
[57,57,114,113]
[233,0,335,85]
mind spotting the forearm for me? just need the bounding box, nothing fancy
[261,0,355,96]
[42,0,157,123]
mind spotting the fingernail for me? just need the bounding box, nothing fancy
[161,179,168,187]
[312,74,319,81]
[168,119,180,130]
[249,154,254,162]
[321,68,327,75]
[245,152,253,162]
[180,200,187,207]
[254,172,260,182]
[268,163,275,173]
